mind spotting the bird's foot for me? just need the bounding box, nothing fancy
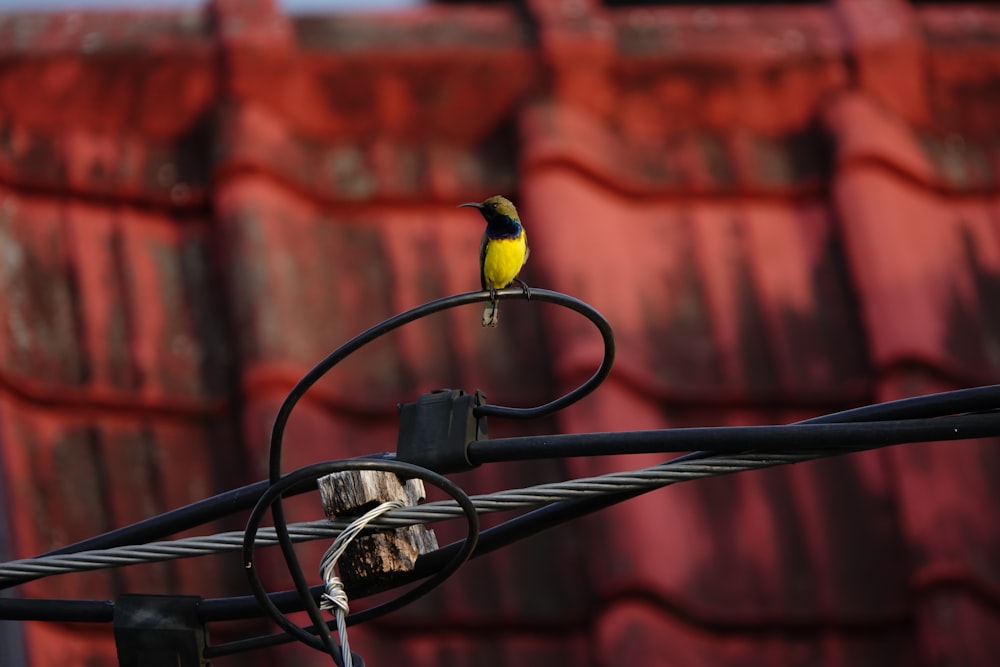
[513,278,531,301]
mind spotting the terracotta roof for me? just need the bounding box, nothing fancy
[2,0,1000,665]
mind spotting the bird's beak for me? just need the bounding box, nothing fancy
[457,202,483,209]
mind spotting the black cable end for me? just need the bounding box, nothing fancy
[396,389,487,473]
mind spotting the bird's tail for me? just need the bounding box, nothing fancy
[482,300,500,327]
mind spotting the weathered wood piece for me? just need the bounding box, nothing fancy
[318,470,439,594]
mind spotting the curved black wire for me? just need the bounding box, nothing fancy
[469,289,615,419]
[264,288,612,439]
[260,287,609,658]
[242,458,479,656]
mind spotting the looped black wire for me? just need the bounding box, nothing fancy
[243,458,479,654]
[267,288,613,433]
[470,289,615,419]
[260,288,612,656]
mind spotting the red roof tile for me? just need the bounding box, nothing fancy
[521,174,870,403]
[595,601,916,667]
[2,0,1000,666]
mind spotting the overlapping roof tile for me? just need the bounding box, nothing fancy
[2,0,1000,666]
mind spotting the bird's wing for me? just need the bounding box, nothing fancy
[479,230,489,290]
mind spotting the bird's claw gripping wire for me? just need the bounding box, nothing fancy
[485,281,530,303]
[513,279,531,301]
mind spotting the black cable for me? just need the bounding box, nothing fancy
[199,587,322,622]
[204,628,299,658]
[17,384,994,578]
[34,479,300,559]
[669,384,1000,464]
[0,598,114,623]
[459,384,999,562]
[39,481,269,558]
[15,383,995,617]
[353,385,1000,597]
[28,384,997,571]
[801,384,1000,424]
[0,476,328,592]
[442,385,1000,571]
[242,458,479,656]
[468,412,1000,463]
[7,386,1000,625]
[31,453,396,564]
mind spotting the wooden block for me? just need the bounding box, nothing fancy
[318,470,439,595]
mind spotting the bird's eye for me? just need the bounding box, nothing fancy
[491,202,498,209]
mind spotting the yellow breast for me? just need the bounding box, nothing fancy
[482,233,528,290]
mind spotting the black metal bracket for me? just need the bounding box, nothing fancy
[114,594,207,667]
[396,389,488,473]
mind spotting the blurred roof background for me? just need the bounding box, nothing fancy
[0,0,419,11]
[1,0,1000,665]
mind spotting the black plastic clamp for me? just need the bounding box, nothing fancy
[396,389,488,473]
[114,594,206,667]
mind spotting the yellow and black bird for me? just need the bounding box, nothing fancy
[458,195,530,327]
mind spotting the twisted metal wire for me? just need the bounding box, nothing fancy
[319,500,403,667]
[0,523,340,580]
[0,448,848,585]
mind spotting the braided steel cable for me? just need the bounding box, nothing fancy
[0,523,340,582]
[0,448,858,585]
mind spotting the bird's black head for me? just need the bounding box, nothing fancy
[458,195,521,233]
